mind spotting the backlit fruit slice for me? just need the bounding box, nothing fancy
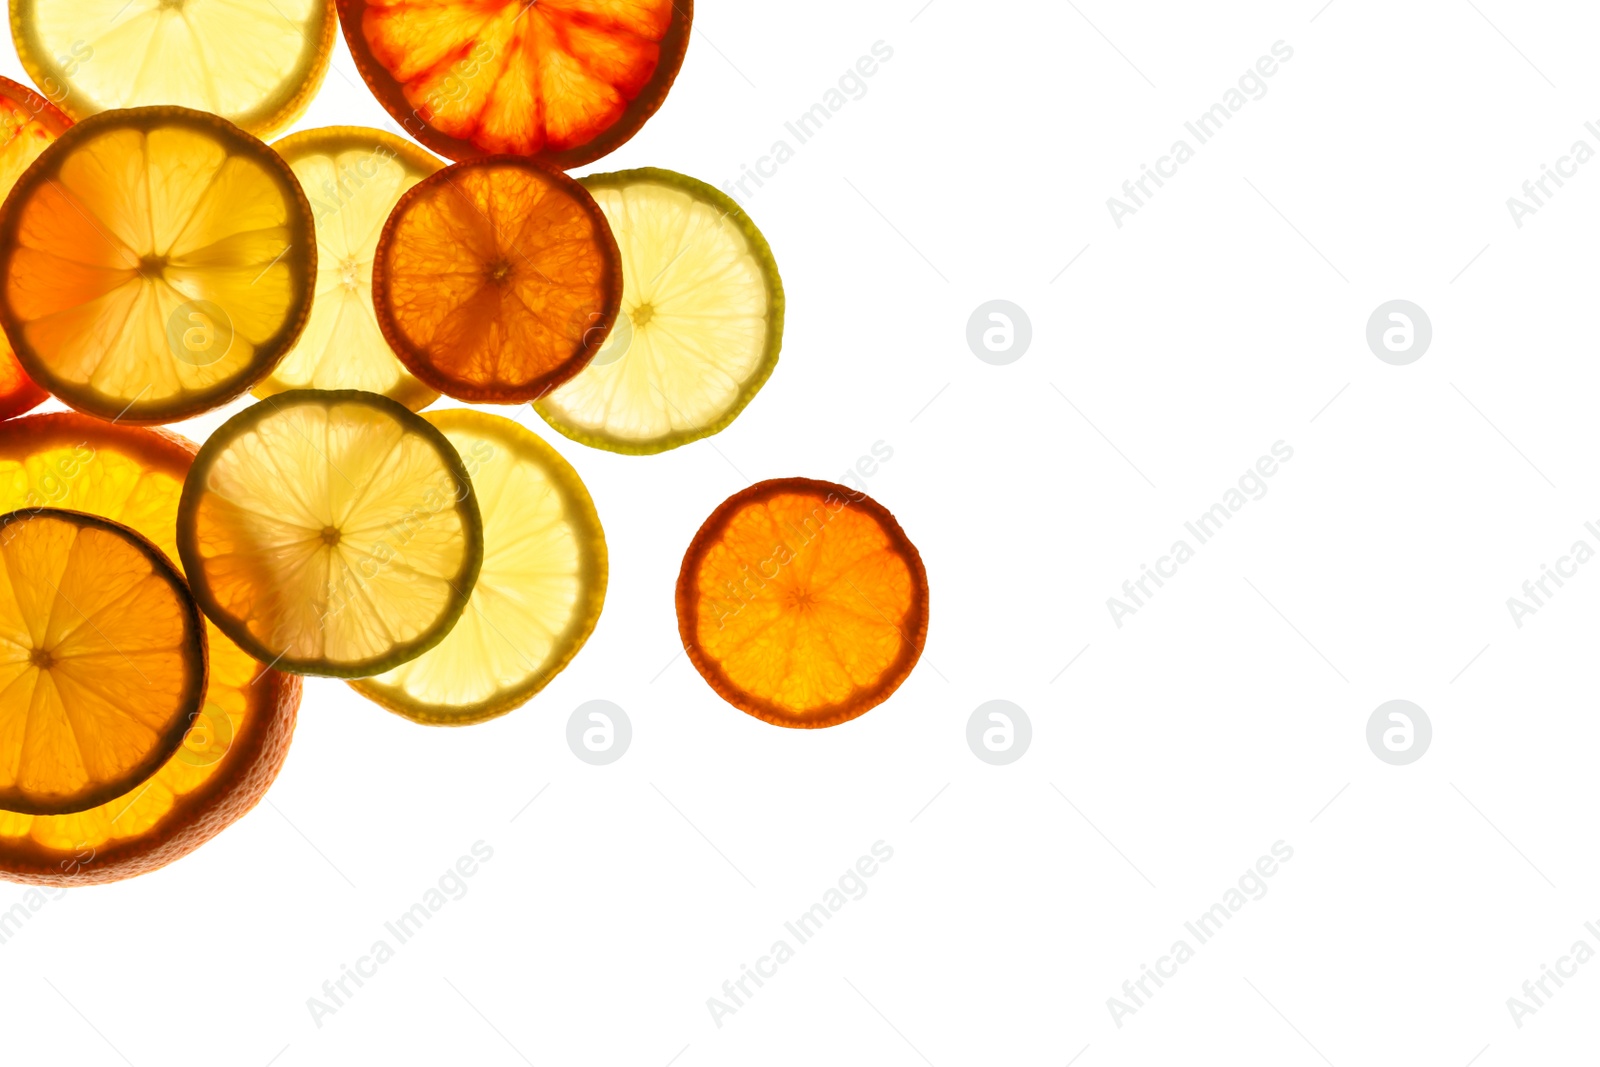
[0,106,316,425]
[373,157,621,402]
[0,508,206,816]
[0,77,70,421]
[536,169,783,454]
[12,0,336,138]
[338,0,691,167]
[255,127,442,411]
[177,389,484,678]
[351,409,605,724]
[0,413,299,885]
[677,478,929,729]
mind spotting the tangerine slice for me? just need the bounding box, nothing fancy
[0,413,299,884]
[13,0,336,137]
[373,156,620,402]
[0,508,207,816]
[351,409,606,724]
[0,106,316,425]
[338,0,691,167]
[256,126,443,410]
[536,168,784,454]
[676,478,929,729]
[0,77,70,421]
[177,389,484,678]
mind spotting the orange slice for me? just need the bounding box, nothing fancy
[373,157,621,402]
[0,106,316,425]
[676,478,929,729]
[338,0,692,167]
[0,77,70,420]
[256,126,443,409]
[0,413,300,884]
[0,508,207,815]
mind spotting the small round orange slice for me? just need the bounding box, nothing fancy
[0,77,70,421]
[0,106,316,425]
[0,414,300,885]
[373,157,621,402]
[676,478,929,729]
[338,0,692,167]
[0,507,207,816]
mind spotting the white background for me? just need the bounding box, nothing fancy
[8,1,1600,1064]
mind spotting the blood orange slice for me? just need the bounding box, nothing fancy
[338,0,692,167]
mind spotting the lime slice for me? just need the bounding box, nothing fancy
[13,0,336,137]
[176,389,483,678]
[351,409,606,724]
[534,168,783,454]
[256,127,442,411]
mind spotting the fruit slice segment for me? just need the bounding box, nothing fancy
[351,409,606,724]
[0,508,207,816]
[0,414,300,885]
[0,106,316,425]
[677,478,929,729]
[256,127,442,411]
[373,157,621,403]
[13,0,336,137]
[536,169,783,454]
[339,0,691,167]
[177,389,483,678]
[0,77,71,421]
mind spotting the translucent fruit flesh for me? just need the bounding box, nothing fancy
[677,479,929,729]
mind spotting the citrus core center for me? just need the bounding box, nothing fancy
[320,526,341,546]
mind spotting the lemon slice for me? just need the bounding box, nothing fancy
[256,127,442,411]
[351,409,606,724]
[12,0,336,137]
[176,389,483,678]
[0,106,316,425]
[535,168,783,454]
[0,508,208,816]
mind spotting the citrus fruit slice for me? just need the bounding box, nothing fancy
[373,157,621,403]
[677,478,929,729]
[12,0,336,138]
[255,127,442,411]
[0,106,316,426]
[0,508,207,815]
[351,409,606,724]
[0,77,71,421]
[338,0,691,167]
[0,414,299,884]
[177,389,484,678]
[536,169,783,454]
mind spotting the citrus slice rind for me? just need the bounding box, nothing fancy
[12,0,337,138]
[256,126,442,410]
[0,507,207,816]
[0,413,300,885]
[350,408,606,725]
[0,105,317,425]
[176,389,484,678]
[0,76,70,421]
[337,0,692,167]
[536,168,784,454]
[373,156,622,403]
[676,478,929,729]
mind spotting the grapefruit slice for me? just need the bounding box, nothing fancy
[338,0,691,167]
[677,478,929,729]
[373,156,621,403]
[351,409,606,724]
[0,413,299,884]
